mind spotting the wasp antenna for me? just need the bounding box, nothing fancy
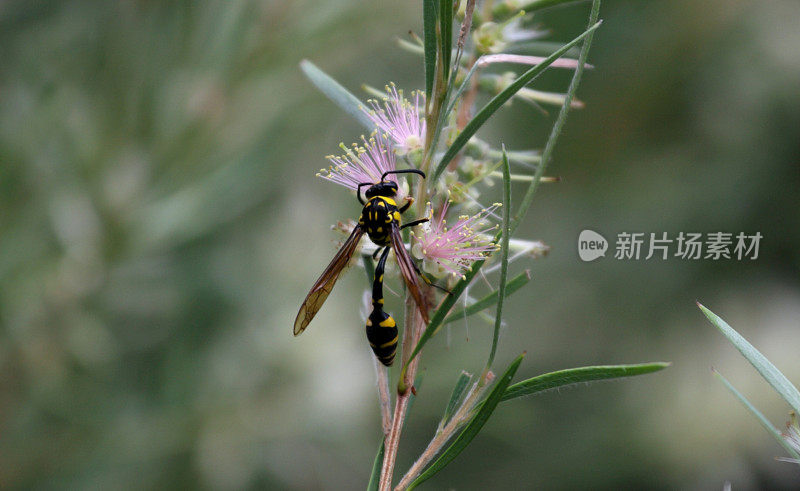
[381,169,426,181]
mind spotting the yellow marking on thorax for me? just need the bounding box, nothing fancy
[368,196,396,207]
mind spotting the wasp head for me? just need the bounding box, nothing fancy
[365,180,398,199]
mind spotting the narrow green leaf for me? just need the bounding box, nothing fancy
[501,362,670,401]
[408,353,525,489]
[699,302,800,414]
[299,60,374,131]
[439,0,453,84]
[423,0,438,101]
[713,369,800,461]
[366,439,385,491]
[485,147,512,371]
[443,270,531,325]
[432,21,601,181]
[442,371,473,427]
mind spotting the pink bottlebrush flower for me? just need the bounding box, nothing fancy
[363,84,425,156]
[411,201,500,279]
[318,134,400,191]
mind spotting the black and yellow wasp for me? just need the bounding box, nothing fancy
[293,169,431,366]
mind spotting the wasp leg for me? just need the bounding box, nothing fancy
[398,197,414,214]
[372,246,385,260]
[408,255,452,294]
[400,217,429,230]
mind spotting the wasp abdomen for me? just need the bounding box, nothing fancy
[366,310,397,366]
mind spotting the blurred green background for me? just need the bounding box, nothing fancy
[1,0,799,489]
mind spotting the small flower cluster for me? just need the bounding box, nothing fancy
[318,84,425,195]
[411,200,500,279]
[364,84,426,158]
[318,135,399,192]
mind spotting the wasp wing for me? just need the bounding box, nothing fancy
[390,223,430,324]
[294,225,365,336]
